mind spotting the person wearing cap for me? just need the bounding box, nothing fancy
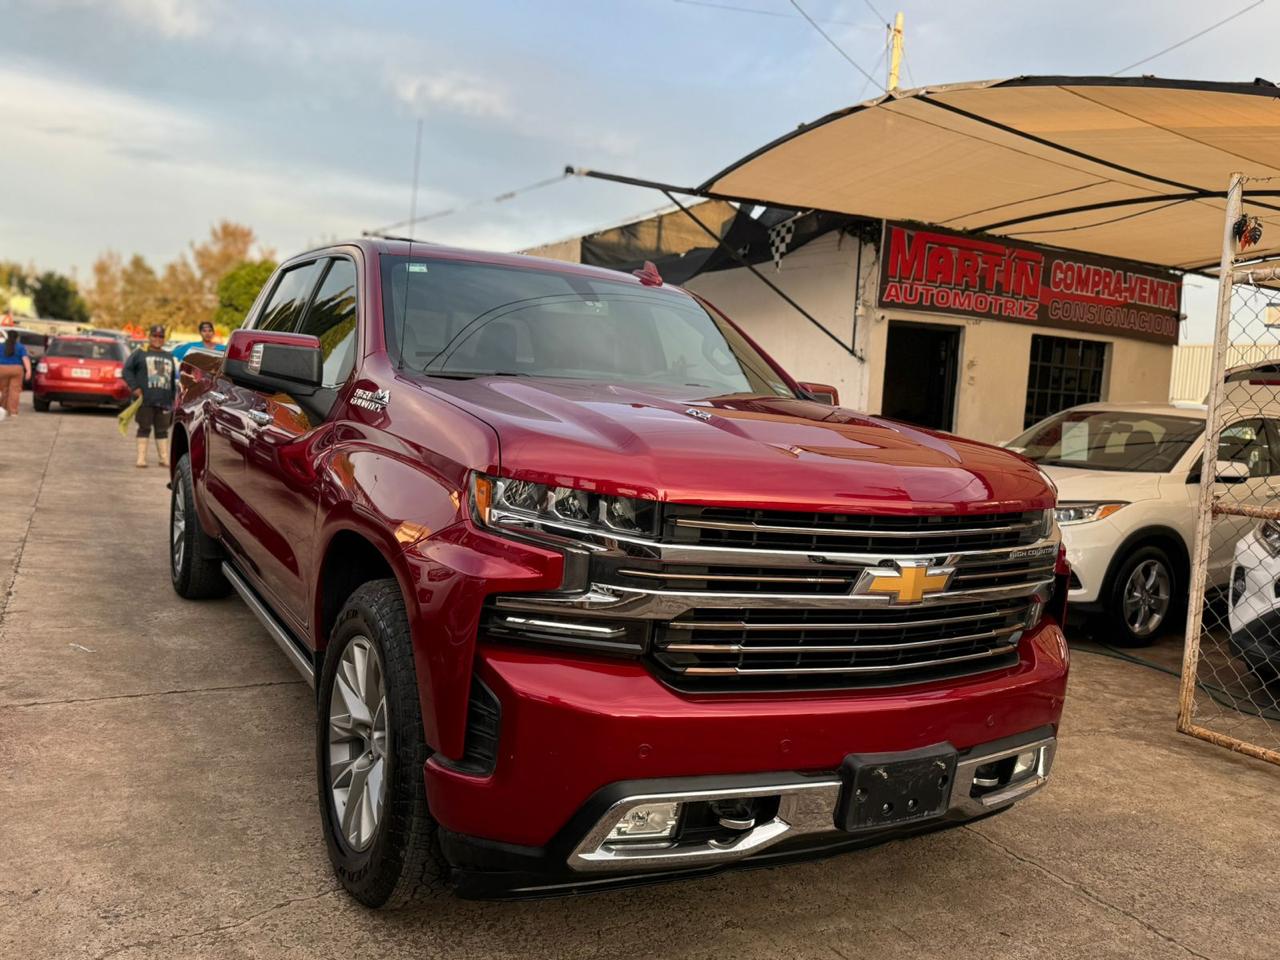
[122,324,177,468]
[172,320,225,363]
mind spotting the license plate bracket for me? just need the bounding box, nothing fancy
[836,743,957,832]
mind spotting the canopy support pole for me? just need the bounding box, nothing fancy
[658,189,865,361]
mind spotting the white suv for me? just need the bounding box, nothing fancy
[1007,399,1280,645]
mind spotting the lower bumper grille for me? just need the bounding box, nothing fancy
[652,599,1032,691]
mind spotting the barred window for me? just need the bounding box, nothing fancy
[1023,334,1108,429]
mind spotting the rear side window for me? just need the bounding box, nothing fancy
[256,261,323,332]
[297,258,359,388]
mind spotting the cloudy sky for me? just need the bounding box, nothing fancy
[1,0,1275,335]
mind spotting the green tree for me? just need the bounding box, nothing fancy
[214,260,277,330]
[33,271,90,324]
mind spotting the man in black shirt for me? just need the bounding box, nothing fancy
[123,324,176,468]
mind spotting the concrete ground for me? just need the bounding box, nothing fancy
[1,392,1278,960]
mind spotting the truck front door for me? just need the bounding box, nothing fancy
[236,256,360,637]
[203,258,325,610]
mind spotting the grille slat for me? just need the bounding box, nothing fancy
[666,506,1047,555]
[681,644,1018,677]
[662,625,1022,655]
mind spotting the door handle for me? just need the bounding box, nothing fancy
[248,410,273,426]
[207,391,228,404]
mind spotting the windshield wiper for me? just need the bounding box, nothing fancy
[423,369,531,380]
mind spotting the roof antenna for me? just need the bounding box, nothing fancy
[633,261,664,286]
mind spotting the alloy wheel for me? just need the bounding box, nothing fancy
[328,636,389,852]
[1122,558,1171,638]
[171,483,185,577]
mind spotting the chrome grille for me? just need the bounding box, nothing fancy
[653,598,1032,691]
[490,506,1058,692]
[665,506,1046,554]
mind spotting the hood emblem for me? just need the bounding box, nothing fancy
[684,407,712,422]
[853,560,955,605]
[352,387,390,412]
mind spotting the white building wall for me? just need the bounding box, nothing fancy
[690,230,1174,445]
[685,231,874,409]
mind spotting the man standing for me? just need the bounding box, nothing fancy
[123,324,176,468]
[172,320,224,363]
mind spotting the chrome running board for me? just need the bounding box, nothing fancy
[222,561,315,688]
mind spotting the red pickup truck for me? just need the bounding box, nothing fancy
[169,238,1069,906]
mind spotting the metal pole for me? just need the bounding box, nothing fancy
[661,190,863,360]
[887,12,904,91]
[1178,171,1245,732]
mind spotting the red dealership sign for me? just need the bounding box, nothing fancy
[877,221,1181,345]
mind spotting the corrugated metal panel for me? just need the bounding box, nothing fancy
[1170,344,1280,402]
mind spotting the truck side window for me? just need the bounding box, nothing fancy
[256,261,323,333]
[298,258,358,388]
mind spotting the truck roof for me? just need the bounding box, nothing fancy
[287,237,674,290]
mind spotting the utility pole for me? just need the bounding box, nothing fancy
[887,11,905,91]
[407,118,423,240]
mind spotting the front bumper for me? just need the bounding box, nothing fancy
[438,726,1057,899]
[425,619,1068,891]
[1061,517,1122,606]
[1228,530,1280,671]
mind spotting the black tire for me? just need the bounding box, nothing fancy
[32,396,49,412]
[317,580,447,908]
[1101,545,1177,647]
[169,453,230,599]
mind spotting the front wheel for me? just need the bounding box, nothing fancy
[317,580,447,908]
[170,454,230,599]
[1103,546,1175,647]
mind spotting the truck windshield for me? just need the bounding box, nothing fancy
[381,256,794,399]
[1010,410,1204,473]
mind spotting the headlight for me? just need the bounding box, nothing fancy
[1259,520,1280,557]
[471,474,660,540]
[1054,501,1127,526]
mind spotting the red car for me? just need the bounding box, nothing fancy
[169,239,1069,906]
[33,335,132,411]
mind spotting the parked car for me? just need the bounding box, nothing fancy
[33,335,131,411]
[169,239,1069,906]
[1008,392,1280,646]
[7,327,49,388]
[1228,521,1280,681]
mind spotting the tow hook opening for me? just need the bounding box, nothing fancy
[969,746,1043,797]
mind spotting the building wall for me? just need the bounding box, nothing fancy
[1169,343,1280,402]
[685,230,874,408]
[688,229,1174,446]
[857,310,1173,444]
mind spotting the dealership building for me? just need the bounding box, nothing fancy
[525,205,1181,445]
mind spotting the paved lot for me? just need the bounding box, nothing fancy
[1,393,1278,960]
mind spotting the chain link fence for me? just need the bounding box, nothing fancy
[1178,173,1280,765]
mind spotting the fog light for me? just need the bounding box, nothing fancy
[605,802,681,842]
[1011,750,1039,781]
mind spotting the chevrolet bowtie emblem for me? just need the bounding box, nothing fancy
[855,562,955,604]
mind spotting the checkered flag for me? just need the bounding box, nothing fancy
[768,215,800,271]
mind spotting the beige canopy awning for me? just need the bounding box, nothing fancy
[693,76,1280,273]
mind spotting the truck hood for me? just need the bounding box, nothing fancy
[421,377,1053,514]
[1039,464,1164,503]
